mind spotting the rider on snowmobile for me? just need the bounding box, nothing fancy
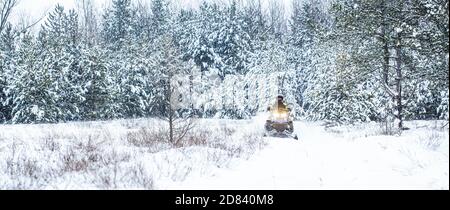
[268,95,289,114]
[264,95,298,140]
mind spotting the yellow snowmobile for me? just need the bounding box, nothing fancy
[264,96,298,140]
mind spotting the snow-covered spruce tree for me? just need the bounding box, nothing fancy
[78,46,119,120]
[400,0,449,120]
[40,5,84,121]
[187,2,222,75]
[129,0,151,42]
[150,0,169,40]
[172,2,224,117]
[206,1,254,119]
[267,0,287,41]
[304,42,378,123]
[101,0,132,49]
[9,33,61,124]
[100,0,156,119]
[114,42,155,118]
[241,0,267,42]
[289,0,326,113]
[60,9,85,121]
[172,9,200,114]
[173,8,196,60]
[0,23,16,122]
[213,0,252,79]
[291,0,380,123]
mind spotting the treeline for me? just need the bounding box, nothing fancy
[0,0,448,128]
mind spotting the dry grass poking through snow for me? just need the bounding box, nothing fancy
[0,119,266,189]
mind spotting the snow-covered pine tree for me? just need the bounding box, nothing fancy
[304,43,378,123]
[129,0,151,42]
[114,42,154,118]
[267,0,287,41]
[150,0,169,40]
[247,36,299,117]
[78,46,118,120]
[288,0,379,123]
[399,0,449,120]
[101,0,132,49]
[39,5,84,121]
[9,33,60,124]
[190,2,222,75]
[173,8,196,60]
[214,0,252,79]
[242,0,267,42]
[0,23,16,122]
[289,0,314,112]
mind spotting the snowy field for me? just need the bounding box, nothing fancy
[0,115,448,190]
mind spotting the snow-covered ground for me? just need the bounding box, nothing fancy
[163,120,449,190]
[0,116,448,190]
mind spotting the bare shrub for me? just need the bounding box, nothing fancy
[44,128,81,142]
[41,136,61,152]
[324,121,344,136]
[380,120,397,136]
[99,150,131,167]
[100,128,113,142]
[221,125,236,136]
[242,133,266,154]
[1,118,270,189]
[62,148,90,172]
[419,131,445,151]
[3,148,59,190]
[127,164,154,189]
[177,129,211,147]
[62,136,105,172]
[94,164,154,190]
[127,127,167,148]
[6,157,39,179]
[93,150,150,190]
[206,149,233,168]
[122,119,141,129]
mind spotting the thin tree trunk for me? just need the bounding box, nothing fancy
[169,108,174,144]
[168,75,174,144]
[189,73,194,113]
[395,34,403,130]
[382,29,389,86]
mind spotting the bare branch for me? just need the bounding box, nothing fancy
[0,0,18,33]
[16,12,46,35]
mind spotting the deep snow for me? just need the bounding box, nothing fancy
[162,119,449,190]
[0,116,448,190]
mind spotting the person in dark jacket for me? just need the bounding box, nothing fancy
[268,95,289,113]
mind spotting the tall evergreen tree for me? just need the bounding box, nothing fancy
[151,0,169,40]
[214,0,252,79]
[9,34,61,124]
[101,0,132,48]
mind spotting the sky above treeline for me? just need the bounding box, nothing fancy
[11,0,295,26]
